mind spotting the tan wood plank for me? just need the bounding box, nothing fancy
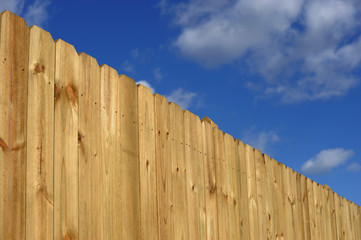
[343,199,353,239]
[306,178,317,240]
[195,116,207,240]
[202,120,219,240]
[273,160,285,239]
[54,39,79,240]
[322,185,334,240]
[0,11,29,240]
[333,193,344,240]
[245,144,260,240]
[294,171,305,240]
[155,94,173,240]
[78,53,102,239]
[289,169,300,240]
[184,110,201,239]
[235,140,250,239]
[300,174,311,239]
[138,84,159,240]
[116,74,141,239]
[213,128,230,240]
[254,149,267,240]
[327,187,337,240]
[26,25,54,240]
[313,181,323,240]
[281,166,294,240]
[169,102,188,240]
[264,154,276,240]
[100,65,119,239]
[223,133,238,240]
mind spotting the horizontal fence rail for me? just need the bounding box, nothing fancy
[0,11,360,240]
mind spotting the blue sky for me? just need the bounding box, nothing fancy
[2,0,360,205]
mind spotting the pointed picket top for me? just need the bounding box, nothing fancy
[201,116,218,128]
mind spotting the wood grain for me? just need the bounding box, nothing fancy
[138,84,159,240]
[170,102,188,240]
[117,74,141,239]
[0,11,29,240]
[155,94,173,240]
[26,25,54,240]
[78,53,101,239]
[54,39,79,240]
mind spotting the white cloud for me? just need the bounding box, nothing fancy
[0,0,50,27]
[24,0,50,27]
[153,67,164,82]
[347,162,361,172]
[163,0,361,103]
[166,88,197,109]
[242,129,280,153]
[121,61,134,73]
[136,80,155,93]
[301,148,354,175]
[131,48,139,59]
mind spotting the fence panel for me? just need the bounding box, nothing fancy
[245,145,260,239]
[78,53,101,239]
[54,39,79,240]
[170,102,188,240]
[254,149,267,240]
[138,84,159,240]
[26,25,54,240]
[202,120,219,240]
[235,141,250,239]
[117,75,141,239]
[0,11,29,240]
[155,94,173,239]
[223,133,239,240]
[100,65,119,239]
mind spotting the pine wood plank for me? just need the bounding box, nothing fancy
[333,193,344,240]
[306,178,317,240]
[202,120,219,240]
[223,133,238,240]
[235,140,250,239]
[213,129,230,240]
[294,171,305,240]
[54,39,79,240]
[264,154,276,240]
[138,84,159,240]
[184,110,201,239]
[195,116,207,240]
[254,149,267,240]
[245,144,260,240]
[26,25,54,240]
[100,65,119,240]
[78,53,102,239]
[169,102,188,240]
[0,11,29,240]
[300,174,311,239]
[117,74,141,239]
[155,94,173,240]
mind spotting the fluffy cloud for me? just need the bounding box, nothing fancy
[347,162,361,172]
[136,80,197,109]
[166,88,197,109]
[242,129,280,153]
[301,148,354,175]
[153,67,164,82]
[162,0,361,103]
[0,0,50,27]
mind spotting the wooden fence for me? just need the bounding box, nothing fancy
[0,11,360,240]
